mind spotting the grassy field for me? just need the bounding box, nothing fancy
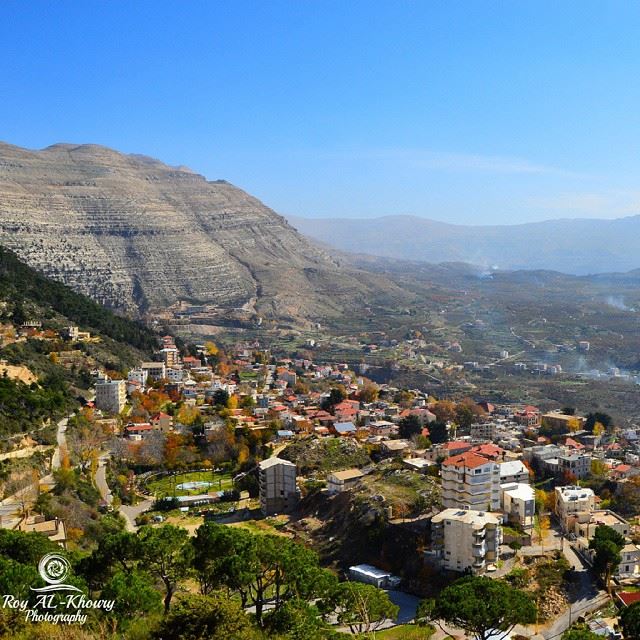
[147,470,233,497]
[367,624,435,639]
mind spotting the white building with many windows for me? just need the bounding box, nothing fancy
[431,508,502,574]
[555,485,595,530]
[501,482,536,531]
[441,452,501,511]
[95,379,127,415]
[258,457,298,516]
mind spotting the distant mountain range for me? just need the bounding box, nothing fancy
[287,214,640,275]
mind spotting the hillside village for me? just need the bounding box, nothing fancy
[3,311,640,638]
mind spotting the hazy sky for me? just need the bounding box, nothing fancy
[3,1,640,225]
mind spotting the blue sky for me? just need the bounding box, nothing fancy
[2,1,640,225]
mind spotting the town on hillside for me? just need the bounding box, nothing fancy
[2,315,640,639]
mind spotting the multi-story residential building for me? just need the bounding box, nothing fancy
[431,508,502,574]
[558,454,591,480]
[574,510,630,540]
[541,412,585,432]
[498,460,530,484]
[95,379,126,415]
[258,457,298,516]
[441,452,501,511]
[619,544,640,578]
[470,422,497,442]
[501,482,536,531]
[555,485,595,530]
[141,361,167,380]
[166,367,184,383]
[127,368,148,388]
[160,346,180,367]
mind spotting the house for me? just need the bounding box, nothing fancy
[514,406,540,427]
[470,422,497,441]
[616,592,640,608]
[141,361,167,380]
[327,469,365,493]
[125,423,154,440]
[368,420,398,437]
[574,510,630,540]
[501,482,535,531]
[431,508,502,574]
[541,412,585,432]
[332,421,357,436]
[555,486,595,530]
[399,408,436,425]
[16,515,67,548]
[440,440,473,458]
[498,460,530,484]
[564,437,586,452]
[403,458,434,472]
[470,443,506,461]
[151,412,173,432]
[610,464,634,480]
[381,439,411,457]
[558,454,591,480]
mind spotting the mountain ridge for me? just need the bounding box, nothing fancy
[0,142,407,323]
[287,213,640,275]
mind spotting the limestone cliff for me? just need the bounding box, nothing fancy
[0,142,403,320]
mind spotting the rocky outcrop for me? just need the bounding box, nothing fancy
[0,142,404,320]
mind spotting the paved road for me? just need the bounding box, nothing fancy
[95,455,113,506]
[542,543,608,640]
[0,415,70,524]
[50,416,68,471]
[119,499,154,532]
[93,453,152,532]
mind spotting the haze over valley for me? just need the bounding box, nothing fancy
[289,214,640,276]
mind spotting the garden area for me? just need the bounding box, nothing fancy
[146,469,234,498]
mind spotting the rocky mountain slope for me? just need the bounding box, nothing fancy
[0,142,404,321]
[288,214,640,275]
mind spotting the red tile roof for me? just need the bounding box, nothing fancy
[443,440,471,451]
[565,437,585,450]
[617,592,640,607]
[471,443,505,458]
[442,452,491,469]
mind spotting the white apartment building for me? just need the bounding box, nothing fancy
[141,361,167,380]
[441,452,501,511]
[501,482,536,531]
[558,454,591,480]
[499,460,530,485]
[431,508,502,574]
[258,457,298,516]
[470,422,497,441]
[95,379,127,415]
[619,544,640,578]
[555,485,595,530]
[127,368,148,388]
[166,367,185,383]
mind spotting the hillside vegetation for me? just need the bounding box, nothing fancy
[0,246,156,351]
